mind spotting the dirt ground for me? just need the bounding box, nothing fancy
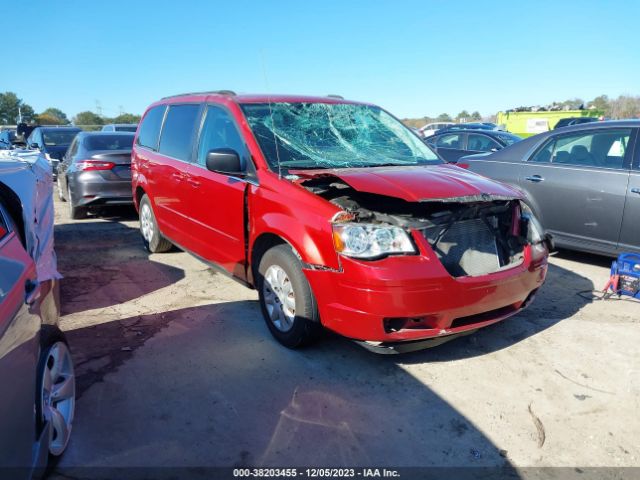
[50,196,639,475]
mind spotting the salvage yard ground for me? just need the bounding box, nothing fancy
[50,196,638,471]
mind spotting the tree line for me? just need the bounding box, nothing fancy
[402,94,640,129]
[0,91,141,127]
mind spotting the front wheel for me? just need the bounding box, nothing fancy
[139,194,173,253]
[257,244,322,348]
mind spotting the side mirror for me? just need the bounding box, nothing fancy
[205,148,245,177]
[30,143,40,150]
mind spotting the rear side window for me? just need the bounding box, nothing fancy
[435,133,462,149]
[467,134,500,152]
[137,105,166,150]
[158,104,200,161]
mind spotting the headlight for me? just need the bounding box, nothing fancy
[332,223,416,259]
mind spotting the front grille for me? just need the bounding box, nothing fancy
[423,218,501,277]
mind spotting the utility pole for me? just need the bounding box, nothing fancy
[95,100,103,118]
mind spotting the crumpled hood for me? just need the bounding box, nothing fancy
[292,164,522,202]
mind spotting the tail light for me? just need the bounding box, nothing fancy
[456,163,470,169]
[76,160,115,171]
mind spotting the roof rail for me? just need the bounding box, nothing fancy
[161,90,236,100]
[326,94,344,99]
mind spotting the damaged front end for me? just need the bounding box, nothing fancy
[301,175,547,277]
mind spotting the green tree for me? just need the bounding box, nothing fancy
[73,111,104,126]
[112,113,141,124]
[588,95,610,115]
[471,111,482,121]
[436,113,452,122]
[456,110,470,122]
[560,98,585,109]
[0,91,35,124]
[37,107,69,125]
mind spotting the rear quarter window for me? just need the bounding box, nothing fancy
[137,105,166,150]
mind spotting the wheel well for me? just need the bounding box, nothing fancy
[0,182,26,247]
[135,186,145,207]
[250,233,288,283]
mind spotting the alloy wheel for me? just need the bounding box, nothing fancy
[263,264,296,332]
[41,341,75,456]
[140,203,154,243]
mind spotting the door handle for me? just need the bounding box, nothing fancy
[525,175,544,183]
[631,188,640,195]
[25,279,40,306]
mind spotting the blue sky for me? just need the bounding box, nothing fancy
[5,0,639,119]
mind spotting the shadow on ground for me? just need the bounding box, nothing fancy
[54,221,184,315]
[60,301,520,474]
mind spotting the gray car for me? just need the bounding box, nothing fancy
[101,123,138,132]
[461,120,640,256]
[0,152,75,477]
[57,132,135,219]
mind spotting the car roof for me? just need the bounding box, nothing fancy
[432,129,510,137]
[78,131,135,137]
[104,123,138,126]
[36,126,81,132]
[548,119,640,132]
[150,91,370,109]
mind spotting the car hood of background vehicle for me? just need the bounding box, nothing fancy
[292,164,521,202]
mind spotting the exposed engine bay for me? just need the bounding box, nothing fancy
[301,175,539,277]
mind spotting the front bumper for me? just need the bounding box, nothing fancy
[304,239,547,344]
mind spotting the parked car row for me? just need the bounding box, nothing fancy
[426,129,522,163]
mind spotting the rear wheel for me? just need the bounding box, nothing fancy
[68,186,86,219]
[139,194,173,253]
[37,326,75,457]
[257,244,322,348]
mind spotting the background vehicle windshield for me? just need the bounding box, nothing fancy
[115,126,137,132]
[85,134,134,151]
[42,130,79,146]
[241,102,442,171]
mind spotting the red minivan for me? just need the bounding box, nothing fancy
[131,91,549,353]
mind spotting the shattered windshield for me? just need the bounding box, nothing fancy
[241,102,442,171]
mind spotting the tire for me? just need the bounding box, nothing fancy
[36,326,75,458]
[57,180,66,202]
[68,186,86,219]
[257,244,322,348]
[139,194,173,253]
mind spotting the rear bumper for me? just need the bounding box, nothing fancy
[74,177,133,207]
[304,244,547,343]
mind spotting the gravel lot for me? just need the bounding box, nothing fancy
[49,196,639,474]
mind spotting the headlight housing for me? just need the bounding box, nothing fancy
[332,223,416,259]
[520,204,544,244]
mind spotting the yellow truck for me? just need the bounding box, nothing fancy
[496,110,604,138]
